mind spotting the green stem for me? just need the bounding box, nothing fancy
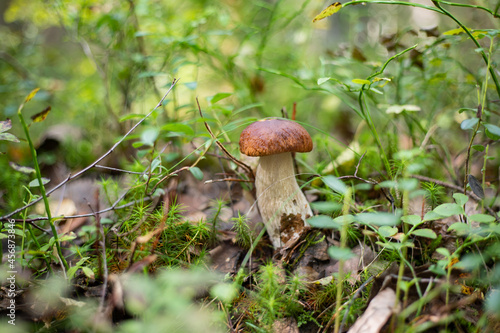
[341,1,500,99]
[17,104,69,272]
[359,45,417,176]
[343,0,499,18]
[358,93,391,175]
[334,187,353,333]
[342,0,444,14]
[432,1,500,99]
[436,0,500,17]
[482,145,489,212]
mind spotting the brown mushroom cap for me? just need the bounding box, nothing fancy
[239,118,313,156]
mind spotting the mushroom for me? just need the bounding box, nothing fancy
[239,118,313,248]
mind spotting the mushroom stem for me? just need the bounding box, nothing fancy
[255,152,312,248]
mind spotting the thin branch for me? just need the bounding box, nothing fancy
[95,165,145,174]
[196,98,255,180]
[1,79,179,221]
[412,174,499,221]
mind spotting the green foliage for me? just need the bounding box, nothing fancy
[232,212,254,249]
[1,0,500,331]
[242,263,306,331]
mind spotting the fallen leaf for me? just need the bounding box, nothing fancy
[347,288,397,333]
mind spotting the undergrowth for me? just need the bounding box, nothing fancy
[0,0,499,332]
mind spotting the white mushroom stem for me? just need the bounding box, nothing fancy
[255,152,313,248]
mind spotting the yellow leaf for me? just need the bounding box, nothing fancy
[372,77,391,87]
[25,88,40,103]
[31,106,51,123]
[313,2,342,23]
[352,79,371,85]
[443,27,465,35]
[472,30,488,38]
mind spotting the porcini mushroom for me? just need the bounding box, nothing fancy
[239,118,313,248]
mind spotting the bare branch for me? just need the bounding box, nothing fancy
[1,80,179,221]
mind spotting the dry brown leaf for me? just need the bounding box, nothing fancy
[348,288,397,333]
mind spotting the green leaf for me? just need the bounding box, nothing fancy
[486,290,500,315]
[307,215,341,229]
[207,93,232,104]
[448,222,471,235]
[317,77,331,85]
[460,118,479,130]
[119,113,144,122]
[9,162,35,174]
[401,215,422,226]
[376,241,409,251]
[59,233,77,242]
[82,267,95,279]
[0,132,20,142]
[322,175,347,194]
[453,193,469,206]
[0,119,20,143]
[310,201,342,213]
[443,27,465,35]
[411,228,437,239]
[189,166,204,180]
[211,283,238,303]
[327,246,355,260]
[423,211,443,222]
[332,214,355,225]
[455,254,483,271]
[140,127,159,146]
[468,214,495,223]
[184,82,198,90]
[378,226,398,237]
[472,145,484,152]
[352,79,371,85]
[484,123,500,139]
[399,178,419,190]
[356,212,400,226]
[377,179,417,191]
[376,180,397,188]
[435,247,451,258]
[433,203,464,217]
[386,104,421,114]
[29,178,50,188]
[161,123,195,137]
[67,266,79,280]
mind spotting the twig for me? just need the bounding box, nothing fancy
[87,189,109,311]
[205,178,253,184]
[1,79,179,221]
[354,151,366,177]
[411,174,499,221]
[95,165,145,174]
[339,276,375,333]
[9,194,151,224]
[196,98,255,180]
